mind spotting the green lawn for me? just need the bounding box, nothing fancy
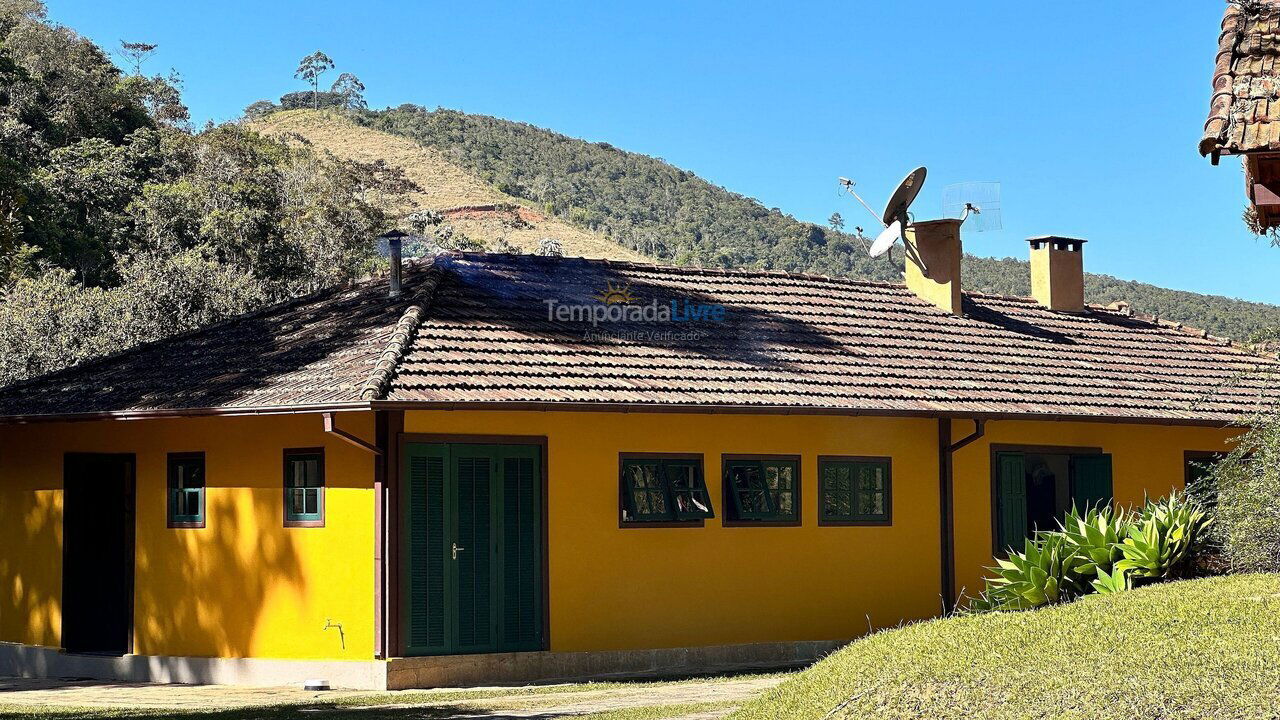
[733,573,1280,720]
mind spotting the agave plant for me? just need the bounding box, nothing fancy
[1115,491,1213,582]
[974,532,1089,612]
[1058,504,1128,578]
[1091,566,1131,594]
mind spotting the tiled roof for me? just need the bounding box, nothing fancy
[1,252,1275,424]
[1201,1,1280,156]
[0,260,445,418]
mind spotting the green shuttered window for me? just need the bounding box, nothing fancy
[723,456,799,524]
[167,452,205,528]
[819,457,891,525]
[620,455,713,523]
[283,448,324,527]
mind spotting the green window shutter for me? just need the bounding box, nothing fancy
[454,453,493,651]
[406,444,448,654]
[501,451,541,651]
[725,459,797,522]
[997,452,1027,551]
[725,461,774,520]
[666,461,714,520]
[1070,454,1114,512]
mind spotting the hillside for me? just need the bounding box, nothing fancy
[251,110,648,262]
[734,575,1280,719]
[344,104,1280,341]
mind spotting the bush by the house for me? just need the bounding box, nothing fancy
[1196,413,1280,572]
[967,492,1212,613]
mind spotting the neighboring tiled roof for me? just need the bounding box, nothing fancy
[1,252,1276,424]
[0,259,445,418]
[1201,1,1280,156]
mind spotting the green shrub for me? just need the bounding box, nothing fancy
[967,493,1212,613]
[1059,504,1128,577]
[1197,414,1280,573]
[967,532,1089,612]
[1116,491,1213,583]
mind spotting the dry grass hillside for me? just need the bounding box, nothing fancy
[251,110,648,261]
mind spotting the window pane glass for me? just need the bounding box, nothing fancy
[667,463,710,517]
[305,488,318,514]
[180,489,200,516]
[730,465,769,514]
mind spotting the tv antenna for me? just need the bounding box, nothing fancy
[942,181,1002,232]
[838,167,927,267]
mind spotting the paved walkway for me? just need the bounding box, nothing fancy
[0,674,783,718]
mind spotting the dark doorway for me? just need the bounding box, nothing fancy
[62,453,135,655]
[994,449,1112,552]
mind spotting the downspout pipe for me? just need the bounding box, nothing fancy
[938,417,986,614]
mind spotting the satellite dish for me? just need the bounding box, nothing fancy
[882,166,927,226]
[869,220,902,258]
[942,181,1002,232]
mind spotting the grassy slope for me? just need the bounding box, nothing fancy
[733,574,1280,720]
[251,110,649,262]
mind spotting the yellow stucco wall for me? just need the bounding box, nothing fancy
[405,410,1240,652]
[0,407,1241,661]
[404,410,943,651]
[950,419,1240,601]
[0,412,376,660]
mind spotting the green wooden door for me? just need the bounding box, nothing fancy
[996,452,1027,552]
[403,442,542,656]
[1070,454,1114,512]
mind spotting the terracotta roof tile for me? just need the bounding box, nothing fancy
[1201,1,1280,155]
[0,252,1275,423]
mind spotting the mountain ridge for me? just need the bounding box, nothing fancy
[264,107,1280,341]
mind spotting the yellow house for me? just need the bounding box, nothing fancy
[0,228,1268,689]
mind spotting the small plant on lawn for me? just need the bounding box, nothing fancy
[967,492,1212,613]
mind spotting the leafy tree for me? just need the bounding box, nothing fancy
[294,51,334,110]
[243,100,277,120]
[118,40,156,75]
[828,211,844,232]
[330,72,366,110]
[0,8,421,384]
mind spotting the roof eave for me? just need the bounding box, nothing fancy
[0,398,1245,428]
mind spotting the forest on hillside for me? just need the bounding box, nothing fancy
[0,2,417,385]
[361,106,1280,339]
[2,0,1278,392]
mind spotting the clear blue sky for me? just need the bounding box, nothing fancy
[47,1,1275,303]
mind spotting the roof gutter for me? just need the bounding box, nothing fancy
[0,400,1243,428]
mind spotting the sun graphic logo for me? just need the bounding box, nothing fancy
[594,281,636,305]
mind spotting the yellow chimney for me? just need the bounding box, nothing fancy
[904,218,964,315]
[1027,236,1086,313]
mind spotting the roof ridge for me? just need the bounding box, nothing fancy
[359,257,448,400]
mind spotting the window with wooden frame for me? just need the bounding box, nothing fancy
[167,452,205,528]
[283,448,324,527]
[819,456,891,525]
[619,454,713,524]
[722,455,800,525]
